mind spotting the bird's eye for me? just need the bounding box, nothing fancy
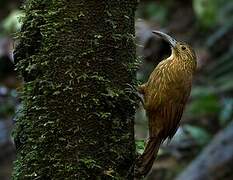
[181,46,186,50]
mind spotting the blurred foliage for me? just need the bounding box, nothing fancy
[187,0,233,127]
[193,0,219,28]
[0,0,232,179]
[136,2,168,25]
[136,139,145,154]
[1,10,23,35]
[0,10,23,37]
[184,125,211,146]
[193,0,233,28]
[219,98,233,126]
[0,4,21,120]
[187,87,221,117]
[135,0,233,179]
[197,0,230,28]
[0,88,17,118]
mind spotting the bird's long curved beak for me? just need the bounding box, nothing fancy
[152,31,177,47]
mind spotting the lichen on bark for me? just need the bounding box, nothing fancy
[13,0,138,179]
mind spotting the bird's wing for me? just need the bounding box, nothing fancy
[147,84,191,140]
[162,86,191,139]
[162,101,185,139]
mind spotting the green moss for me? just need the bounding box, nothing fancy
[13,0,138,179]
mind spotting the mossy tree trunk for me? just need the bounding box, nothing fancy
[13,0,137,179]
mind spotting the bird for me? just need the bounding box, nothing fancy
[134,31,197,178]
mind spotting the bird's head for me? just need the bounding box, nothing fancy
[152,31,196,69]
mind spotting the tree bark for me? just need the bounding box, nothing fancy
[175,122,233,180]
[13,0,137,179]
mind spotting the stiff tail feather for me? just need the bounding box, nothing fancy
[135,137,161,178]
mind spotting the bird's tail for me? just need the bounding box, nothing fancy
[134,137,161,178]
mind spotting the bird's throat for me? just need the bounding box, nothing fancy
[166,48,176,61]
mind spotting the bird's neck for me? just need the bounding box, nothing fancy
[172,54,196,75]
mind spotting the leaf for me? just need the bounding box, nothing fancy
[135,139,145,154]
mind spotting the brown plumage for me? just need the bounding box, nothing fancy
[135,31,197,178]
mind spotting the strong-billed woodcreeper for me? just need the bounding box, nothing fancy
[134,31,197,178]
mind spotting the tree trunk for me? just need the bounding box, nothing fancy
[13,0,137,179]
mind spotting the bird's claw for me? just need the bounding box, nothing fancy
[133,63,142,71]
[125,83,138,94]
[125,83,145,106]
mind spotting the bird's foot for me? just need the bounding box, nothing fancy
[125,83,145,106]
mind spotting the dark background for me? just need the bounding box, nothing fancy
[0,0,233,179]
